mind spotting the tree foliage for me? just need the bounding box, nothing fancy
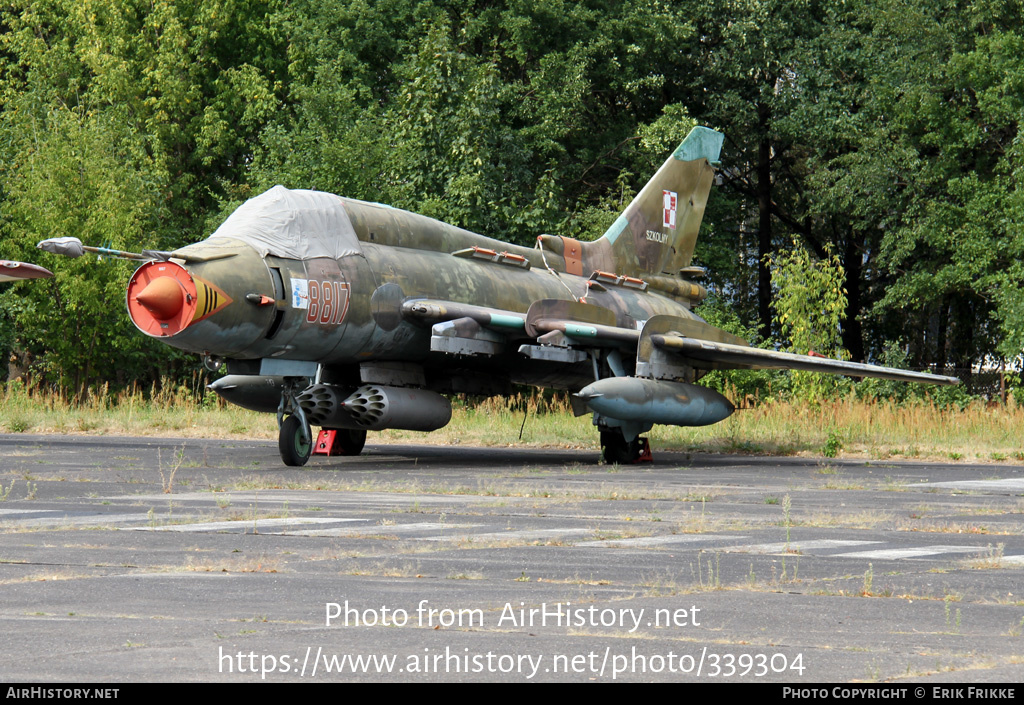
[0,0,286,391]
[770,239,849,400]
[250,0,701,242]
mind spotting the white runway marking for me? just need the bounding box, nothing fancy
[579,534,742,548]
[279,522,481,537]
[917,479,1024,493]
[8,513,158,527]
[724,540,881,554]
[123,517,362,532]
[831,545,988,559]
[0,509,55,517]
[419,528,592,542]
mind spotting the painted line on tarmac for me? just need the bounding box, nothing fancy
[6,513,161,528]
[418,528,592,542]
[830,545,989,560]
[578,534,742,548]
[275,522,482,537]
[724,539,881,554]
[917,479,1024,493]
[122,517,364,532]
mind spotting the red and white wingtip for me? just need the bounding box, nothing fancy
[0,260,54,283]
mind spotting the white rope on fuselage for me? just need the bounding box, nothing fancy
[535,238,580,303]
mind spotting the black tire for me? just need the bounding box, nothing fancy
[328,428,367,456]
[279,414,312,467]
[600,429,640,464]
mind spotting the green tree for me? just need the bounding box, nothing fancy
[250,0,700,244]
[0,0,286,390]
[3,0,1019,393]
[780,0,1023,374]
[0,103,169,390]
[770,239,849,400]
[680,0,830,341]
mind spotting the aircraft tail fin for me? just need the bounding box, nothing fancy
[600,126,722,278]
[541,127,722,281]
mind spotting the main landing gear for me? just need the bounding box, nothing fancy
[600,429,652,465]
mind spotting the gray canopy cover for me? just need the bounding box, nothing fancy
[206,185,361,260]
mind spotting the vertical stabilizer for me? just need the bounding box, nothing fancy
[544,127,722,280]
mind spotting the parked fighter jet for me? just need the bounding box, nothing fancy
[0,260,52,283]
[39,127,957,465]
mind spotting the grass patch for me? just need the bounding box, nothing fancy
[175,555,282,573]
[964,543,1006,569]
[899,521,1017,535]
[2,383,1024,462]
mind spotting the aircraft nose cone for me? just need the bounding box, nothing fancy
[135,277,184,320]
[127,260,234,339]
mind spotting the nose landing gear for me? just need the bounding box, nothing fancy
[277,381,313,467]
[279,413,312,466]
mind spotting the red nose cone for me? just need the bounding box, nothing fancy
[135,277,184,320]
[127,260,233,338]
[127,260,198,337]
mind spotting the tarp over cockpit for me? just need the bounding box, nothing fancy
[206,186,361,261]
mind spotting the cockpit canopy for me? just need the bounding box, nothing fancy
[206,185,361,261]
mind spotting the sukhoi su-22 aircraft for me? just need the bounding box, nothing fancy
[39,126,958,465]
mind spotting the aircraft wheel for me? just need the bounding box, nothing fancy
[600,429,641,464]
[279,414,312,467]
[329,428,367,456]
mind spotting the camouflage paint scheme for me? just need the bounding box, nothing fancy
[137,129,731,400]
[0,260,52,283]
[46,126,959,464]
[153,202,709,372]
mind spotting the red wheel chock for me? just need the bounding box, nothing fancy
[313,429,338,456]
[636,437,653,463]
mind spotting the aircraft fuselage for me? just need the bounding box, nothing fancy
[131,198,702,396]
